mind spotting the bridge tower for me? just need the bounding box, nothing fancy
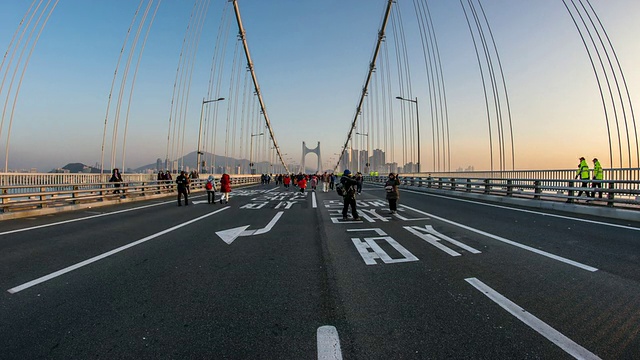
[301,141,322,173]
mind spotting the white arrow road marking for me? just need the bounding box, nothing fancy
[466,278,602,360]
[216,211,284,244]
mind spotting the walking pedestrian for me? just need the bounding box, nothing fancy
[220,173,231,204]
[591,157,603,198]
[384,173,400,214]
[176,171,189,206]
[206,175,216,204]
[330,173,336,190]
[310,175,317,191]
[299,176,307,193]
[340,170,360,221]
[575,157,590,198]
[109,168,123,194]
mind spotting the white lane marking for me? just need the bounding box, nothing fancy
[216,211,284,244]
[0,200,176,236]
[412,225,482,254]
[352,236,419,265]
[347,228,387,236]
[465,278,602,360]
[7,207,231,294]
[404,226,462,257]
[401,204,598,272]
[401,187,640,232]
[317,325,343,360]
[312,191,317,208]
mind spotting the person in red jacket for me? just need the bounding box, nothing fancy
[283,174,291,190]
[220,173,231,204]
[298,176,307,193]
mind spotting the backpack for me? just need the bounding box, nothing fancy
[336,183,345,196]
[205,181,213,190]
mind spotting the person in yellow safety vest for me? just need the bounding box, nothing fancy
[575,156,590,198]
[591,158,604,198]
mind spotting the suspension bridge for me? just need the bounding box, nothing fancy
[0,1,639,359]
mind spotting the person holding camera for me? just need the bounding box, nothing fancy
[385,173,400,214]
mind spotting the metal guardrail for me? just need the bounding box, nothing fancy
[367,175,640,209]
[0,175,260,214]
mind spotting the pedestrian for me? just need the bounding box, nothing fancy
[299,176,307,193]
[109,168,123,194]
[310,175,317,191]
[206,175,216,204]
[322,172,329,192]
[283,174,291,190]
[591,157,603,198]
[384,172,400,214]
[176,171,189,206]
[220,173,231,204]
[355,172,363,194]
[575,157,590,198]
[340,169,360,221]
[330,173,336,190]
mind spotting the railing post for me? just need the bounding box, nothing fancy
[607,182,615,207]
[507,180,513,197]
[71,185,79,205]
[141,182,146,197]
[534,180,541,200]
[40,186,47,208]
[484,179,490,194]
[451,178,456,191]
[1,188,7,212]
[438,178,443,189]
[417,177,423,187]
[466,179,471,192]
[566,181,574,203]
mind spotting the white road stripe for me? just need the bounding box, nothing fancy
[401,204,598,272]
[401,187,640,232]
[312,191,317,208]
[465,278,602,360]
[317,325,343,360]
[7,207,230,294]
[0,200,177,236]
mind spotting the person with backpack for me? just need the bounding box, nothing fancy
[385,173,401,214]
[205,175,216,204]
[339,169,360,221]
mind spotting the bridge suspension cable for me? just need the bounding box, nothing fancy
[231,0,289,174]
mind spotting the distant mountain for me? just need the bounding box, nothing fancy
[50,163,104,174]
[133,151,265,173]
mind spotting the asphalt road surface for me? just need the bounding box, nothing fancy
[1,183,639,359]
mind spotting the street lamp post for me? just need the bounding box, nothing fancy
[249,132,264,174]
[355,132,369,173]
[197,97,225,174]
[396,96,420,173]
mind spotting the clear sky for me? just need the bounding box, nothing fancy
[1,0,639,172]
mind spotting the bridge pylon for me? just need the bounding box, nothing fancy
[301,141,322,173]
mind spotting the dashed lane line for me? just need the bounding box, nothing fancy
[7,207,230,294]
[317,325,343,360]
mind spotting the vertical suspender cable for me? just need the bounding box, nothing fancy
[561,0,613,167]
[3,0,60,172]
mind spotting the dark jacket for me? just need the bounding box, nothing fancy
[340,175,358,198]
[176,174,188,191]
[385,177,400,200]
